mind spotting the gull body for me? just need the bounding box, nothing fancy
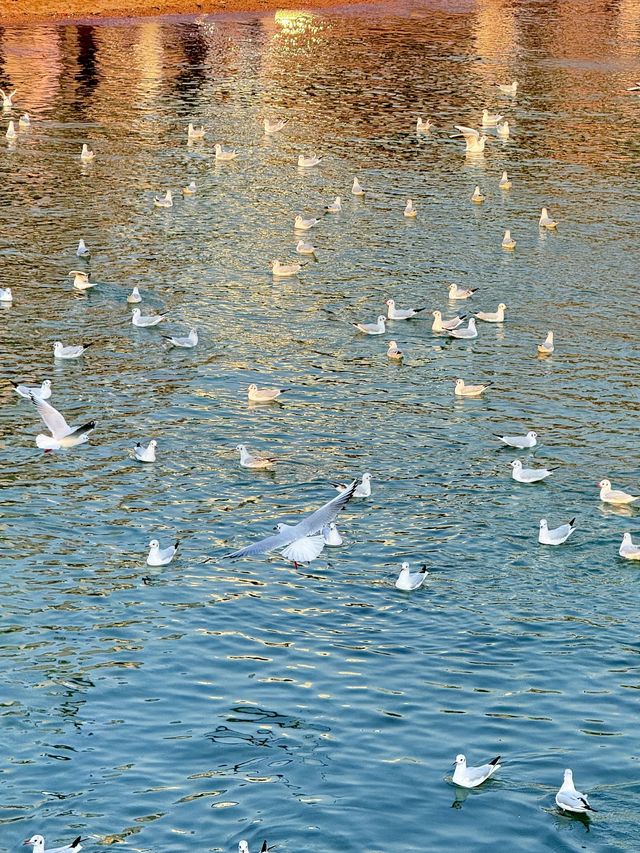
[502,229,516,249]
[454,125,487,153]
[132,307,165,327]
[598,479,639,505]
[498,81,518,96]
[215,143,237,161]
[499,171,512,190]
[296,239,316,255]
[453,754,501,788]
[0,286,13,302]
[27,393,95,450]
[147,539,178,566]
[247,384,289,403]
[352,177,365,196]
[619,532,640,560]
[187,123,205,139]
[69,270,95,291]
[476,303,506,323]
[76,239,90,257]
[481,109,503,127]
[134,440,157,462]
[447,318,477,339]
[332,473,371,498]
[497,430,537,449]
[354,315,386,335]
[6,120,17,139]
[280,530,326,565]
[385,299,426,320]
[387,340,403,360]
[182,181,197,195]
[555,769,595,814]
[13,379,52,400]
[539,518,576,545]
[404,198,417,217]
[23,835,82,853]
[326,196,342,213]
[127,286,142,304]
[264,117,288,134]
[448,283,477,300]
[0,88,17,108]
[455,378,491,397]
[323,522,343,546]
[395,562,428,591]
[416,117,432,132]
[237,444,276,469]
[294,214,320,231]
[19,112,31,128]
[80,143,94,162]
[432,311,466,333]
[538,331,554,354]
[298,153,321,168]
[154,190,173,208]
[539,207,558,229]
[54,341,91,359]
[627,82,640,92]
[511,459,554,483]
[496,120,510,138]
[163,328,198,348]
[272,259,303,277]
[471,185,485,203]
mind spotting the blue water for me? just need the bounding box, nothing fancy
[1,2,640,851]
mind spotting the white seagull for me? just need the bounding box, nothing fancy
[26,393,96,450]
[502,229,516,249]
[134,440,157,462]
[385,299,426,320]
[326,196,342,213]
[471,185,485,203]
[296,239,316,255]
[387,340,403,360]
[0,88,17,108]
[298,154,321,168]
[404,199,417,218]
[353,316,386,335]
[187,123,205,139]
[132,307,166,327]
[510,459,555,483]
[476,303,506,323]
[538,331,554,355]
[448,283,477,300]
[247,384,289,403]
[447,318,477,339]
[13,379,52,400]
[432,311,466,333]
[6,120,17,139]
[272,259,303,277]
[352,177,365,196]
[154,190,173,208]
[498,81,518,96]
[619,532,640,560]
[264,117,288,134]
[455,378,491,397]
[496,430,537,449]
[23,835,82,853]
[80,143,95,162]
[54,341,92,359]
[182,181,197,195]
[163,329,198,348]
[416,117,432,132]
[0,287,13,302]
[452,754,501,788]
[237,444,276,469]
[598,479,639,505]
[539,518,576,545]
[19,112,31,128]
[395,562,428,591]
[481,109,503,127]
[147,539,178,566]
[499,171,512,190]
[76,239,90,257]
[332,473,371,498]
[322,522,343,546]
[294,214,320,231]
[539,207,558,229]
[454,125,487,153]
[69,270,95,291]
[279,527,326,565]
[127,286,142,304]
[496,120,510,138]
[215,143,238,161]
[555,769,595,814]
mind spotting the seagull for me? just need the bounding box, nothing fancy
[6,120,17,139]
[395,562,428,591]
[452,754,501,788]
[498,81,518,95]
[26,393,96,450]
[187,123,205,139]
[627,82,640,91]
[127,286,142,304]
[272,259,303,277]
[154,190,173,208]
[387,340,403,360]
[454,125,487,153]
[134,440,157,462]
[332,473,371,498]
[510,459,555,483]
[539,518,576,545]
[499,171,512,190]
[53,341,92,359]
[23,835,82,853]
[448,283,477,300]
[0,287,13,302]
[294,214,320,230]
[481,109,503,127]
[80,143,95,162]
[322,522,343,545]
[455,378,492,397]
[182,181,197,195]
[496,430,538,449]
[215,143,237,161]
[619,532,640,560]
[237,443,276,469]
[598,479,639,505]
[476,303,506,323]
[502,229,516,250]
[247,384,289,403]
[353,316,386,335]
[13,379,52,400]
[0,88,17,108]
[447,318,477,339]
[326,196,342,213]
[224,480,357,561]
[163,329,198,348]
[496,120,510,138]
[298,154,321,168]
[555,769,595,814]
[385,299,426,320]
[264,117,288,134]
[76,239,90,257]
[239,841,269,853]
[471,186,485,203]
[279,528,326,565]
[416,117,432,132]
[538,331,554,354]
[404,199,417,218]
[539,207,558,229]
[69,270,95,291]
[19,112,31,128]
[132,307,165,327]
[432,311,466,332]
[147,539,178,566]
[352,177,365,196]
[296,239,316,255]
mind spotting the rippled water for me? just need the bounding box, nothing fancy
[1,2,640,851]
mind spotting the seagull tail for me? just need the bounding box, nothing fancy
[82,342,95,349]
[569,517,576,527]
[261,842,269,853]
[489,756,501,766]
[174,540,180,549]
[418,564,428,574]
[413,307,428,313]
[71,838,83,849]
[70,420,97,438]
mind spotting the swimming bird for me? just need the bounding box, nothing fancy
[496,120,510,138]
[294,214,320,230]
[296,239,316,255]
[385,299,426,320]
[454,378,491,397]
[499,171,512,190]
[539,207,558,229]
[147,539,178,566]
[452,754,501,788]
[395,562,428,591]
[481,109,503,127]
[332,473,371,498]
[454,125,487,153]
[163,329,198,348]
[182,182,197,195]
[322,522,343,545]
[69,270,95,291]
[127,286,142,304]
[352,177,365,196]
[215,143,237,161]
[134,440,157,462]
[619,532,640,560]
[353,316,386,335]
[404,199,417,218]
[627,82,640,91]
[471,186,485,203]
[187,123,205,139]
[298,154,321,168]
[239,843,269,853]
[6,120,17,139]
[154,190,173,208]
[510,460,555,483]
[23,835,82,853]
[0,287,13,302]
[416,117,432,132]
[496,430,537,449]
[13,379,52,400]
[387,340,403,360]
[224,481,357,560]
[0,88,17,108]
[502,229,516,249]
[272,259,303,277]
[448,283,477,300]
[26,393,96,450]
[326,196,342,213]
[432,311,466,332]
[53,341,92,359]
[76,239,90,257]
[237,444,276,469]
[498,81,518,96]
[538,331,554,354]
[555,769,595,814]
[247,384,289,403]
[476,303,506,323]
[539,518,576,545]
[19,112,30,128]
[132,307,165,327]
[447,318,477,339]
[80,143,95,162]
[598,479,639,505]
[264,117,288,134]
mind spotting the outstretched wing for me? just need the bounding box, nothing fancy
[454,124,479,140]
[293,480,358,537]
[29,394,70,438]
[224,528,293,560]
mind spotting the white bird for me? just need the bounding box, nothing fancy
[332,473,371,498]
[322,522,343,545]
[53,341,92,359]
[619,532,640,560]
[448,283,477,300]
[510,459,555,483]
[353,316,386,335]
[294,214,320,231]
[76,239,90,257]
[215,143,237,161]
[187,123,205,139]
[476,303,506,323]
[19,112,31,128]
[13,379,52,400]
[395,562,428,591]
[297,153,321,168]
[538,331,554,355]
[296,239,316,255]
[539,518,576,545]
[454,125,487,153]
[555,769,595,814]
[352,177,365,196]
[6,120,17,139]
[247,384,289,403]
[69,270,95,290]
[326,196,342,213]
[416,117,432,133]
[496,430,538,449]
[539,207,558,229]
[182,181,197,195]
[496,120,510,138]
[239,843,269,853]
[134,440,157,462]
[432,311,466,333]
[471,186,485,203]
[0,88,17,108]
[0,286,13,302]
[280,529,326,565]
[264,117,288,134]
[23,835,82,853]
[163,328,198,348]
[387,340,403,360]
[26,393,96,451]
[147,539,178,566]
[404,198,417,218]
[455,378,492,397]
[127,286,142,304]
[502,229,516,250]
[237,443,276,469]
[452,754,501,788]
[224,481,357,560]
[272,259,303,277]
[627,82,640,92]
[598,479,639,505]
[80,143,95,162]
[499,81,518,96]
[154,190,173,208]
[132,307,165,327]
[385,299,426,320]
[499,171,512,190]
[481,109,503,127]
[447,318,477,339]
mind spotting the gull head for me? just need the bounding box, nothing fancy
[455,379,465,391]
[598,479,611,489]
[236,444,246,452]
[385,299,395,307]
[362,473,371,483]
[377,316,386,325]
[23,838,44,850]
[388,340,398,348]
[42,380,52,390]
[148,539,159,549]
[454,754,466,767]
[622,532,632,545]
[248,384,258,393]
[274,523,288,533]
[539,519,548,530]
[563,769,573,784]
[132,308,141,317]
[432,310,441,318]
[400,562,410,572]
[467,318,476,329]
[149,440,158,449]
[541,207,549,217]
[498,303,507,311]
[526,431,537,440]
[239,843,250,853]
[510,460,523,470]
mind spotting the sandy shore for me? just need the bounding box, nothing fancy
[0,0,371,25]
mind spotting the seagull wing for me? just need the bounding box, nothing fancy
[30,394,71,438]
[281,535,326,563]
[454,125,480,141]
[224,528,293,560]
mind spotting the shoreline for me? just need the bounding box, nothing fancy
[0,0,376,25]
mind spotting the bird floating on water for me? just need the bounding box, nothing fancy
[147,539,178,566]
[598,479,639,505]
[353,316,386,335]
[182,181,197,195]
[132,307,165,327]
[264,117,288,134]
[404,198,417,218]
[352,177,365,196]
[499,171,512,190]
[496,120,510,138]
[215,143,238,161]
[416,117,432,133]
[19,112,30,128]
[619,532,640,560]
[69,270,95,291]
[296,239,316,255]
[555,769,595,814]
[1,88,17,108]
[385,299,426,320]
[395,562,428,591]
[448,283,477,300]
[239,841,269,853]
[247,384,289,403]
[163,328,198,348]
[27,393,96,450]
[387,340,403,360]
[511,460,555,483]
[452,754,501,788]
[539,518,576,545]
[272,259,303,277]
[502,229,516,250]
[54,341,91,359]
[237,443,276,469]
[432,311,465,332]
[154,190,173,208]
[447,318,477,339]
[13,379,52,400]
[80,143,94,162]
[626,82,640,91]
[326,196,342,213]
[6,120,17,139]
[476,303,506,323]
[539,207,558,229]
[497,430,537,449]
[323,522,343,545]
[298,153,321,168]
[454,125,487,153]
[294,214,320,230]
[471,186,485,203]
[332,473,371,497]
[481,109,503,127]
[454,378,491,397]
[76,239,90,257]
[187,123,205,139]
[0,286,13,302]
[134,440,157,462]
[538,331,554,355]
[498,81,518,96]
[23,835,82,853]
[127,286,142,304]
